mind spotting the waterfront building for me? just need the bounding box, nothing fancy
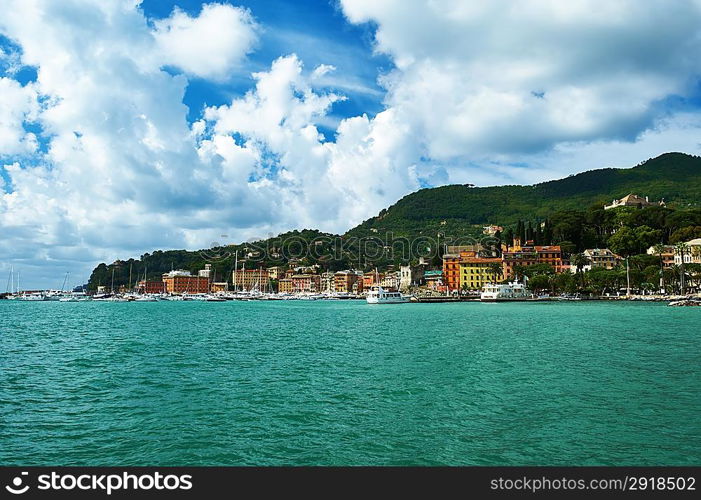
[502,240,564,278]
[334,271,359,293]
[442,253,461,291]
[267,266,284,280]
[399,265,424,291]
[380,271,401,291]
[232,268,270,291]
[162,270,210,294]
[292,274,321,293]
[674,238,701,265]
[424,270,444,291]
[210,282,229,293]
[278,278,294,293]
[363,272,383,290]
[136,280,166,294]
[604,194,665,210]
[580,248,623,271]
[320,272,335,293]
[459,256,502,290]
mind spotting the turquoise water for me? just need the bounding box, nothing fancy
[0,300,699,466]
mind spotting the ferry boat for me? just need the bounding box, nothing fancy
[480,281,533,302]
[366,286,412,304]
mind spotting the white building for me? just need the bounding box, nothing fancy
[198,264,212,278]
[604,193,665,210]
[381,271,401,291]
[674,238,701,265]
[399,265,424,291]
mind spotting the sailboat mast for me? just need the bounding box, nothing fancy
[233,250,238,291]
[111,267,115,294]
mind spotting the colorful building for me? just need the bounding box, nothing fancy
[334,271,359,293]
[291,274,321,293]
[210,282,229,292]
[162,271,210,294]
[232,268,270,291]
[380,271,400,291]
[266,266,284,280]
[502,239,564,278]
[442,253,461,291]
[278,278,294,293]
[459,256,502,290]
[136,280,165,294]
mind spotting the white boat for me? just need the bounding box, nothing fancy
[19,293,46,301]
[134,295,158,302]
[480,281,533,302]
[366,286,412,304]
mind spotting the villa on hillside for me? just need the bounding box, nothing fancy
[570,248,622,273]
[604,194,665,210]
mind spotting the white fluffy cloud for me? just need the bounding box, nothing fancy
[340,0,701,159]
[0,78,38,155]
[153,3,258,79]
[2,0,701,288]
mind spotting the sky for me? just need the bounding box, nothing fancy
[2,0,701,289]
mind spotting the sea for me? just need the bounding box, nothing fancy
[1,300,699,465]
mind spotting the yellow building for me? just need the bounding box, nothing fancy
[459,257,502,290]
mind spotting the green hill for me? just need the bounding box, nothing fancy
[88,152,701,289]
[346,152,701,239]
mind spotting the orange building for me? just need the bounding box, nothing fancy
[502,240,564,278]
[334,271,359,293]
[162,271,210,294]
[136,280,165,294]
[232,268,270,291]
[362,272,383,290]
[292,274,321,293]
[442,253,462,291]
[210,282,229,292]
[278,278,294,293]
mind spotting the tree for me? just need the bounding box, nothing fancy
[571,253,591,288]
[675,242,689,294]
[608,225,662,256]
[653,243,667,291]
[527,274,551,293]
[670,225,701,244]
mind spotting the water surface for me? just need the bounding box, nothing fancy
[1,300,699,465]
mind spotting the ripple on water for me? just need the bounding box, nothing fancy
[0,300,699,465]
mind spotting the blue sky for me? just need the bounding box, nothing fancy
[2,0,701,288]
[142,0,392,136]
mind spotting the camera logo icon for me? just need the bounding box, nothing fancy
[5,472,29,495]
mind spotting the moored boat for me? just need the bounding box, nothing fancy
[366,286,412,304]
[480,281,534,302]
